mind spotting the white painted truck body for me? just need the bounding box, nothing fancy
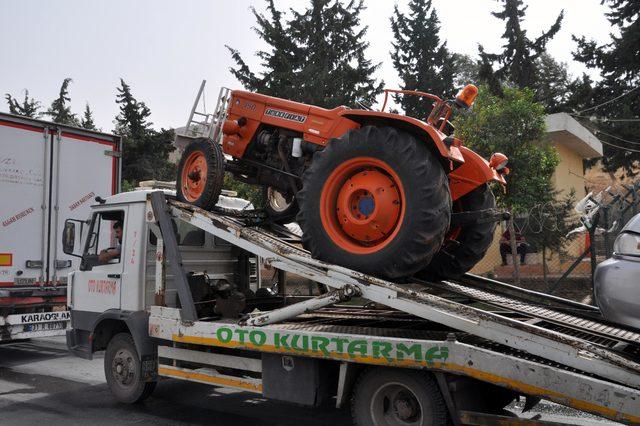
[66,190,640,424]
[0,112,120,340]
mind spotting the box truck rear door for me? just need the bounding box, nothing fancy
[50,129,120,286]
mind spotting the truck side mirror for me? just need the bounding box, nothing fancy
[63,219,84,258]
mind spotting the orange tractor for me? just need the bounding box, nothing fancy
[176,84,509,280]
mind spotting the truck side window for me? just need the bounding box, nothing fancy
[82,210,125,270]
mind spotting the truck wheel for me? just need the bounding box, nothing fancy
[297,126,451,279]
[104,333,156,403]
[424,184,497,279]
[351,368,448,426]
[264,187,298,224]
[176,138,224,210]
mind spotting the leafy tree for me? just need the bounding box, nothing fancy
[5,90,41,118]
[114,79,175,183]
[390,0,455,119]
[478,0,564,92]
[80,103,98,130]
[454,86,559,212]
[46,78,79,125]
[227,0,382,108]
[573,0,640,176]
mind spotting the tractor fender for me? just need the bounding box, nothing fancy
[338,110,464,163]
[449,146,505,201]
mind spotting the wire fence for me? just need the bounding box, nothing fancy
[471,181,640,301]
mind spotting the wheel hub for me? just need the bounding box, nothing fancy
[393,393,419,421]
[371,384,422,426]
[335,169,401,244]
[112,349,135,386]
[181,151,208,202]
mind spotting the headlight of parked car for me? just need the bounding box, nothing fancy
[614,232,640,257]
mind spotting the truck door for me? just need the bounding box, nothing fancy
[51,129,120,286]
[0,119,49,286]
[72,208,128,312]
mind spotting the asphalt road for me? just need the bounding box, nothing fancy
[0,337,621,426]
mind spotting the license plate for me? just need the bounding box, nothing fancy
[23,321,66,332]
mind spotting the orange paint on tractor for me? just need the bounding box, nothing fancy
[320,157,406,254]
[181,151,208,202]
[221,87,501,199]
[180,83,509,279]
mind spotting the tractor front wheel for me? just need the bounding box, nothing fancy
[264,187,298,224]
[176,138,224,210]
[297,126,451,279]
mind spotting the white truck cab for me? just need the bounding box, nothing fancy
[65,190,258,366]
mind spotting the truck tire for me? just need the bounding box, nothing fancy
[424,184,497,279]
[104,332,156,403]
[264,186,298,224]
[176,138,224,211]
[297,126,451,279]
[351,368,448,426]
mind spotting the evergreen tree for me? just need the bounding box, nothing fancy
[46,78,79,125]
[227,0,382,108]
[573,0,640,176]
[452,54,480,89]
[80,103,97,130]
[478,0,564,91]
[114,79,175,184]
[390,0,455,119]
[533,53,571,112]
[5,89,41,118]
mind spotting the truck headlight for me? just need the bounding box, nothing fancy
[614,232,640,257]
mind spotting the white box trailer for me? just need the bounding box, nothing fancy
[0,112,120,340]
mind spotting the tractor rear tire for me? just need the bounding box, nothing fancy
[424,184,497,279]
[297,126,451,280]
[176,138,224,211]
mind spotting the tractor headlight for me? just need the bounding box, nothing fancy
[614,232,640,258]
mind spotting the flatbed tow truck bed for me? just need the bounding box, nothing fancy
[137,192,640,424]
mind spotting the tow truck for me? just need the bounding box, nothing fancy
[64,189,640,425]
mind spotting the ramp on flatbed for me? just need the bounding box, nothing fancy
[147,192,640,423]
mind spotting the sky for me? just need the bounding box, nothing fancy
[0,0,613,133]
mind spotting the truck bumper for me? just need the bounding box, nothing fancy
[66,328,93,360]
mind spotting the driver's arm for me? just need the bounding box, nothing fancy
[99,247,120,264]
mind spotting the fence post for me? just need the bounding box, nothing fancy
[508,212,521,285]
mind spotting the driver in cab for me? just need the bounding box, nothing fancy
[99,220,122,264]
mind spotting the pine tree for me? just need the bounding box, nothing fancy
[227,0,382,108]
[114,79,175,184]
[46,78,79,125]
[573,0,640,176]
[479,0,564,91]
[390,0,455,119]
[533,53,571,112]
[5,90,41,118]
[80,103,97,130]
[452,54,480,89]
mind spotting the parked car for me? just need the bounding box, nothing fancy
[594,213,640,329]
